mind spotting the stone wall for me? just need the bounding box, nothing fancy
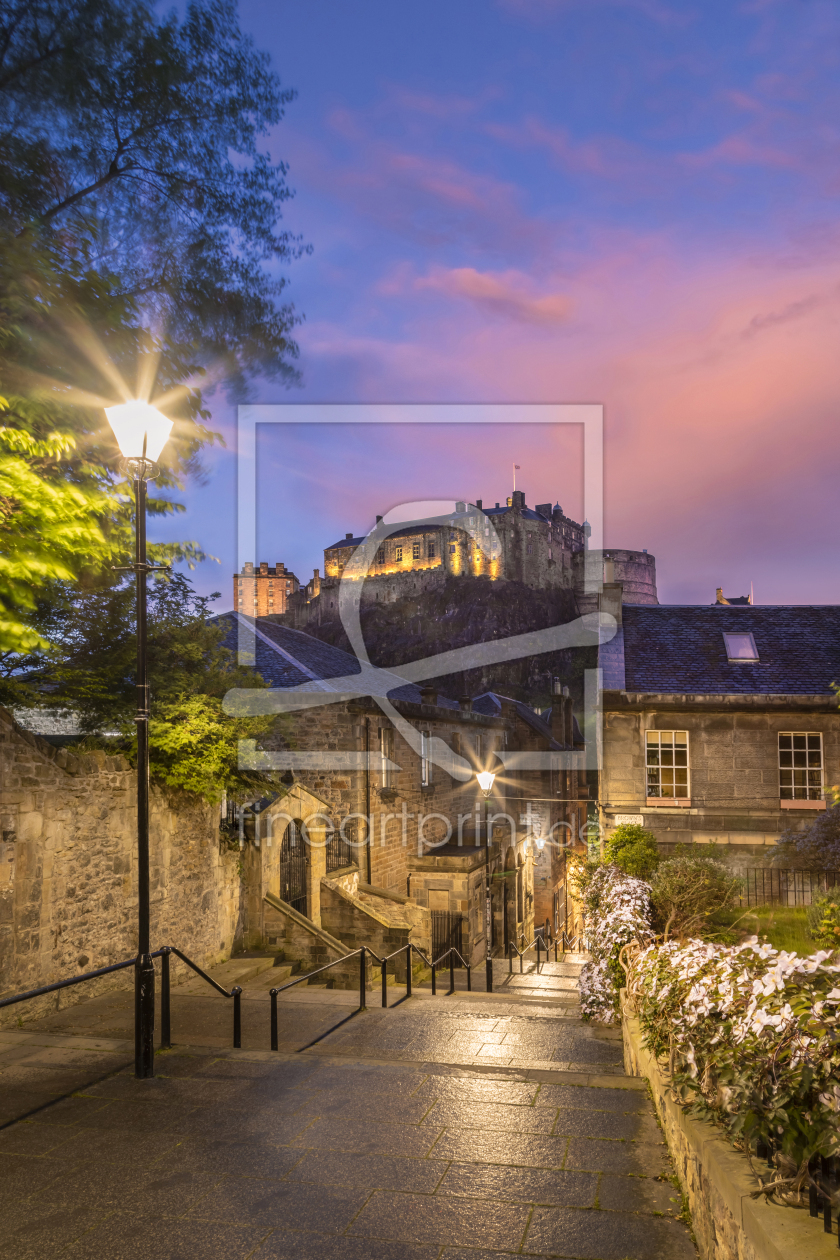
[621,994,836,1260]
[0,707,240,1024]
[601,698,839,862]
[320,879,411,981]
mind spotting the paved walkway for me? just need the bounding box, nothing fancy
[0,958,696,1259]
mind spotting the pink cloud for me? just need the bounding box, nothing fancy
[415,266,574,324]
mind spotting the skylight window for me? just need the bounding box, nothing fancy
[723,632,759,662]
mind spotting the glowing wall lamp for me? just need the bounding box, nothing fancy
[105,400,173,1080]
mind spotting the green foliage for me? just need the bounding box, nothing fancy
[712,905,814,954]
[604,824,661,880]
[0,0,305,388]
[11,574,281,800]
[649,853,741,940]
[149,694,272,804]
[807,888,840,947]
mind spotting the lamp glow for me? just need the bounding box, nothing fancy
[476,770,495,795]
[105,401,173,462]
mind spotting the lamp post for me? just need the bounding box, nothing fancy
[105,401,173,1080]
[476,767,497,994]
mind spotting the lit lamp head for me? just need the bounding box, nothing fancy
[476,769,495,797]
[105,401,173,481]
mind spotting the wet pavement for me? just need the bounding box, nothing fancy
[0,957,696,1259]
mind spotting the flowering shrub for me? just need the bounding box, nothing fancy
[627,936,840,1202]
[578,865,653,1022]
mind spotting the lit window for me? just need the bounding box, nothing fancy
[396,546,403,561]
[428,543,435,558]
[420,731,432,786]
[779,733,823,800]
[380,727,395,789]
[449,530,456,540]
[449,544,456,554]
[724,632,759,662]
[646,731,689,799]
[412,542,420,560]
[376,548,385,564]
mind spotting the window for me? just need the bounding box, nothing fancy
[724,632,758,661]
[379,727,394,789]
[474,734,483,763]
[412,542,420,560]
[396,546,403,561]
[376,548,385,564]
[779,733,823,800]
[646,731,689,799]
[449,544,456,554]
[420,731,432,786]
[427,543,435,558]
[451,732,461,756]
[526,543,533,555]
[449,530,456,540]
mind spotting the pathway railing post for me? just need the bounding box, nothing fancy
[359,948,366,1010]
[232,986,242,1049]
[405,944,412,997]
[536,936,541,970]
[466,964,471,992]
[508,944,512,975]
[381,957,387,1008]
[160,948,171,1049]
[449,951,455,996]
[431,959,436,995]
[270,988,278,1051]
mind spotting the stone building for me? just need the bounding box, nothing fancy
[233,561,299,616]
[598,597,840,864]
[220,614,589,962]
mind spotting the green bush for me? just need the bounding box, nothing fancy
[650,854,741,940]
[807,887,840,946]
[604,824,661,880]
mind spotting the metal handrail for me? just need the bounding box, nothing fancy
[269,947,366,1051]
[508,934,556,973]
[0,952,163,1010]
[159,946,243,1050]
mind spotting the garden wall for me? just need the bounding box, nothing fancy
[621,993,837,1260]
[0,706,240,1024]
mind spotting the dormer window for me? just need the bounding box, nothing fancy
[723,632,759,662]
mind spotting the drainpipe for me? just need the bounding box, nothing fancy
[364,717,372,884]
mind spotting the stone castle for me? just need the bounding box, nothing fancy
[233,488,658,625]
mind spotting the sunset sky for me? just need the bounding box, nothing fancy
[159,0,840,608]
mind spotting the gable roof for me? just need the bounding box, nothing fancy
[471,691,566,749]
[612,605,840,695]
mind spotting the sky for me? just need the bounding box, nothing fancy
[157,0,840,609]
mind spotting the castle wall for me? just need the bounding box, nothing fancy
[573,549,658,611]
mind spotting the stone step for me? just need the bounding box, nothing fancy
[175,953,286,995]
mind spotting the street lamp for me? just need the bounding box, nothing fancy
[476,762,502,994]
[105,400,173,1080]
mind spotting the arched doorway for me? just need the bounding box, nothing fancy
[279,819,308,915]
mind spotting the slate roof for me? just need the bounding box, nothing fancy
[214,612,460,706]
[471,691,566,749]
[615,605,840,695]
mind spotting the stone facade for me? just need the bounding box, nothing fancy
[233,561,299,617]
[573,549,658,611]
[253,686,587,961]
[0,707,240,1024]
[600,694,838,862]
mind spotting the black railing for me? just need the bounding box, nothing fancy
[0,946,244,1050]
[740,868,840,907]
[507,929,586,973]
[326,830,356,872]
[753,1138,840,1241]
[431,910,463,961]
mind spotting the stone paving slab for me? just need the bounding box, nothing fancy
[0,973,695,1260]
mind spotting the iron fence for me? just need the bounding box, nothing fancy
[431,910,464,963]
[326,830,356,873]
[740,868,840,907]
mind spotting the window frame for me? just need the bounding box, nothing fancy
[779,731,824,801]
[645,730,690,801]
[723,631,759,662]
[412,542,421,560]
[420,730,432,787]
[395,545,403,562]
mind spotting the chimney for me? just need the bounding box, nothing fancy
[376,515,383,524]
[459,695,472,712]
[599,581,623,627]
[511,490,525,509]
[420,685,437,706]
[345,532,353,540]
[455,500,466,512]
[475,499,482,511]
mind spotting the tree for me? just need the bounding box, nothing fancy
[0,0,305,389]
[649,854,741,941]
[604,824,661,881]
[774,805,840,870]
[14,573,281,801]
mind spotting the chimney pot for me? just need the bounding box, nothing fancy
[376,515,383,524]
